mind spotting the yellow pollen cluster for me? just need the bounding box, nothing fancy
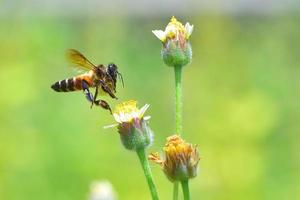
[166,16,187,39]
[152,16,193,43]
[112,100,150,124]
[114,100,138,116]
[164,135,195,164]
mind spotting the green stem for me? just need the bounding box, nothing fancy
[181,180,190,200]
[173,182,179,200]
[136,148,159,200]
[174,65,183,135]
[173,65,183,200]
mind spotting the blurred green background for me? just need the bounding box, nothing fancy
[0,1,300,199]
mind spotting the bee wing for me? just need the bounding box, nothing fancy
[66,49,96,71]
[71,67,86,74]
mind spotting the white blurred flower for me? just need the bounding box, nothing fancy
[88,180,117,200]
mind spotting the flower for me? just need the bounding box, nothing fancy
[152,16,193,43]
[107,100,153,150]
[149,135,200,182]
[113,100,150,123]
[88,180,117,200]
[152,16,193,67]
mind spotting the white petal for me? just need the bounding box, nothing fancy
[119,112,126,122]
[103,124,118,129]
[139,104,150,118]
[124,113,132,122]
[152,30,166,42]
[143,116,151,121]
[113,113,121,123]
[165,24,177,35]
[185,23,194,38]
[132,111,139,119]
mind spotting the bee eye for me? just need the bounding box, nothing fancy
[108,64,118,76]
[108,63,117,71]
[107,63,118,80]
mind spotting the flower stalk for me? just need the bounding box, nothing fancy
[152,16,196,200]
[136,147,159,200]
[174,64,183,200]
[174,64,183,135]
[107,100,159,199]
[181,180,190,200]
[173,182,179,200]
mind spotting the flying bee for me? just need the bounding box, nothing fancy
[51,49,124,113]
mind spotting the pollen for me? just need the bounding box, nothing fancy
[169,16,185,32]
[114,100,139,116]
[166,16,187,39]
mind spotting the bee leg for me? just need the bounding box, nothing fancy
[81,81,111,113]
[94,99,112,114]
[90,86,99,109]
[81,80,94,105]
[99,80,118,99]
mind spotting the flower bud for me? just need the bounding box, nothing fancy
[149,135,200,182]
[152,16,193,67]
[110,100,153,150]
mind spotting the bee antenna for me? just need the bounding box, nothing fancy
[118,72,124,87]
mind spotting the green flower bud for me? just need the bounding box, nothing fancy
[152,16,193,67]
[111,100,153,150]
[118,118,153,150]
[162,40,192,67]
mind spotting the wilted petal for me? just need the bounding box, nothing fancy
[149,152,164,166]
[150,135,200,182]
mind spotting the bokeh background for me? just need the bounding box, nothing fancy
[0,0,300,199]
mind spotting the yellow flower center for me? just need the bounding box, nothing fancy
[114,100,139,116]
[113,100,150,123]
[164,135,188,154]
[166,16,187,39]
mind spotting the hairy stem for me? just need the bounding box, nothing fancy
[173,182,179,200]
[173,65,183,200]
[181,180,190,200]
[174,65,183,135]
[174,65,182,135]
[136,148,159,200]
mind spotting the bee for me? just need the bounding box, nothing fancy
[51,49,123,113]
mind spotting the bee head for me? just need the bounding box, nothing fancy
[107,63,124,87]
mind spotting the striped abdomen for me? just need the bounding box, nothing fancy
[51,74,94,92]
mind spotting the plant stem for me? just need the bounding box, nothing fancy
[181,180,190,200]
[136,147,159,200]
[173,182,179,200]
[174,65,183,135]
[173,65,183,200]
